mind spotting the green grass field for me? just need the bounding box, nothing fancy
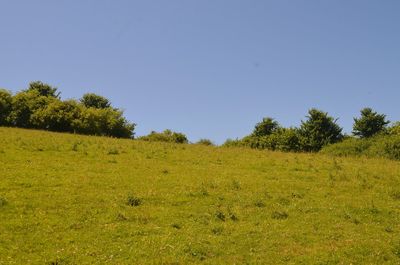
[1,128,400,264]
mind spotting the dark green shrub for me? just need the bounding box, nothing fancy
[252,117,280,137]
[73,107,135,138]
[299,108,343,152]
[0,89,12,125]
[195,139,214,146]
[30,100,81,132]
[126,195,142,206]
[6,81,135,138]
[353,108,390,138]
[80,93,111,109]
[138,129,188,144]
[10,90,55,128]
[222,138,245,148]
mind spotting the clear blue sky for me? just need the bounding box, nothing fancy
[1,1,399,143]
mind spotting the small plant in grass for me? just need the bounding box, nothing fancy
[107,148,119,155]
[393,242,400,258]
[271,211,288,220]
[211,226,223,235]
[71,141,82,151]
[171,223,181,229]
[215,210,226,221]
[232,180,241,190]
[391,191,400,200]
[229,212,239,221]
[126,195,142,207]
[254,200,266,208]
[116,213,128,221]
[0,197,7,207]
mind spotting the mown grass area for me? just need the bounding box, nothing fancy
[1,128,400,264]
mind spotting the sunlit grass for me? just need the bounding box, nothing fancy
[1,127,400,264]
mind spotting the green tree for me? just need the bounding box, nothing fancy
[10,90,55,128]
[273,127,302,152]
[353,108,390,138]
[74,107,135,138]
[299,109,343,152]
[26,81,60,98]
[80,93,111,109]
[0,89,13,125]
[30,100,81,132]
[252,117,280,137]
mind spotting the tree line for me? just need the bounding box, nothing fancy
[0,81,135,138]
[1,81,398,153]
[223,107,398,152]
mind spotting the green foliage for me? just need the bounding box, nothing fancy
[272,127,302,152]
[80,93,111,109]
[138,129,188,144]
[353,108,390,138]
[10,90,55,128]
[74,107,135,138]
[299,108,343,152]
[224,128,301,152]
[222,138,244,147]
[26,81,60,98]
[322,134,400,161]
[389,122,400,135]
[195,138,215,146]
[2,81,135,138]
[252,117,279,137]
[224,110,342,153]
[0,89,12,125]
[30,100,81,132]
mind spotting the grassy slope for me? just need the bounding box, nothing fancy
[1,128,400,264]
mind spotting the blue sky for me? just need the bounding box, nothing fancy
[1,1,399,143]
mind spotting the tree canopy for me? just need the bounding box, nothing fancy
[353,107,390,138]
[299,109,343,152]
[0,81,135,138]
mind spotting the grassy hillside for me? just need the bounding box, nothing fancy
[1,128,400,264]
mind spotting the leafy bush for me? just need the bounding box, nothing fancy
[388,122,400,135]
[74,107,135,138]
[195,139,214,146]
[10,90,55,128]
[222,138,245,148]
[0,89,12,125]
[30,100,81,132]
[1,81,135,138]
[223,128,302,152]
[138,129,188,144]
[321,134,400,161]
